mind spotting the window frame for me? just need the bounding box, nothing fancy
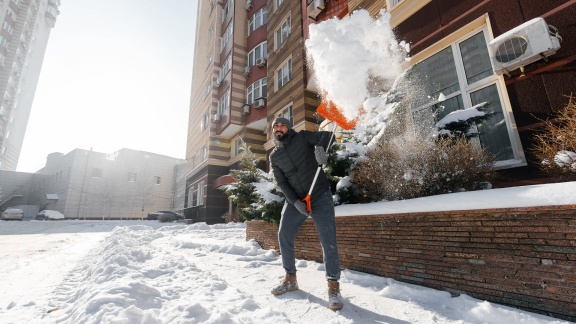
[197,181,205,205]
[275,13,291,50]
[407,24,525,168]
[247,78,267,104]
[248,42,267,67]
[276,57,292,91]
[248,6,268,35]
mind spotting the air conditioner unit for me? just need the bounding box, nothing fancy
[215,78,222,87]
[256,57,267,67]
[212,113,221,123]
[241,103,250,116]
[242,65,251,76]
[307,0,326,20]
[488,18,561,76]
[245,0,252,10]
[254,98,265,109]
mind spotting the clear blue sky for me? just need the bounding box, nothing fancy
[17,0,198,172]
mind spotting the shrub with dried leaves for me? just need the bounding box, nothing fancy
[531,95,576,176]
[351,135,495,202]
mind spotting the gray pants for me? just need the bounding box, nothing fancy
[278,186,341,280]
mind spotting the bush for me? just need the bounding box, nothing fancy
[531,95,576,176]
[351,135,495,202]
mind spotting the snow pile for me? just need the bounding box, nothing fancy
[0,220,572,323]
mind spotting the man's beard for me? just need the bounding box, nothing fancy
[274,130,289,141]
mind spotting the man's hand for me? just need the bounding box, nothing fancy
[294,200,310,216]
[314,146,328,165]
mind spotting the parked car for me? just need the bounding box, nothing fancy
[35,210,65,221]
[1,208,25,221]
[147,211,182,222]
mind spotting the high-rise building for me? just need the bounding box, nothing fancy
[0,0,60,171]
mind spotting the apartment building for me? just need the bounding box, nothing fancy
[0,0,60,171]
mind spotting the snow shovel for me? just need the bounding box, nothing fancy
[301,100,359,213]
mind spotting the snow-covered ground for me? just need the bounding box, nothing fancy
[1,182,575,324]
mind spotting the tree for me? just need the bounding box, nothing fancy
[221,139,285,225]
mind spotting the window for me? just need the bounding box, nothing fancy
[2,21,13,35]
[154,176,161,185]
[248,7,267,35]
[201,111,209,131]
[278,104,293,128]
[222,0,234,22]
[1,146,6,154]
[219,54,232,80]
[6,8,17,20]
[0,36,8,48]
[197,181,205,205]
[204,80,211,98]
[275,15,291,49]
[208,25,214,42]
[219,88,230,115]
[206,54,212,69]
[209,0,216,15]
[248,42,267,67]
[247,78,267,104]
[221,23,233,52]
[187,186,195,207]
[201,144,207,161]
[276,0,284,8]
[232,137,241,156]
[128,172,137,182]
[407,29,522,165]
[92,168,102,178]
[276,58,292,90]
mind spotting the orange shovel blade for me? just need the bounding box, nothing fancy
[301,195,312,213]
[316,100,359,130]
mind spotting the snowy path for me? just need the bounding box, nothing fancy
[0,221,571,324]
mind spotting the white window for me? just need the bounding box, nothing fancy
[222,0,234,22]
[208,25,214,42]
[276,58,292,90]
[2,22,13,35]
[408,29,523,166]
[206,54,212,69]
[248,7,267,35]
[201,144,207,161]
[1,146,6,154]
[197,181,205,205]
[248,42,267,67]
[221,23,233,52]
[0,36,8,48]
[247,78,267,104]
[233,137,241,156]
[278,104,293,128]
[276,0,284,8]
[219,54,232,80]
[204,80,211,98]
[275,14,291,49]
[187,186,195,207]
[219,88,230,114]
[7,8,17,20]
[201,111,209,131]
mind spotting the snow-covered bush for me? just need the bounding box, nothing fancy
[532,95,576,176]
[350,135,495,202]
[220,139,285,225]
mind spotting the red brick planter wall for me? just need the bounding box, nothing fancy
[246,205,576,321]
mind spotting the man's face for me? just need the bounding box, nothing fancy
[273,122,289,141]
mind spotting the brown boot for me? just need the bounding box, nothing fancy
[271,274,299,295]
[327,280,343,310]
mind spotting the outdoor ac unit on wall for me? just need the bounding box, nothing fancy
[212,113,221,123]
[255,58,267,67]
[488,17,561,76]
[307,0,325,20]
[254,98,265,109]
[215,78,222,87]
[245,0,252,10]
[243,65,251,76]
[241,104,250,116]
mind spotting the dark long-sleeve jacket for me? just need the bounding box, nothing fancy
[270,129,332,205]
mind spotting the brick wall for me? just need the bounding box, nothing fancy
[246,205,576,321]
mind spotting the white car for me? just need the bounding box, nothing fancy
[36,210,65,221]
[1,208,25,221]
